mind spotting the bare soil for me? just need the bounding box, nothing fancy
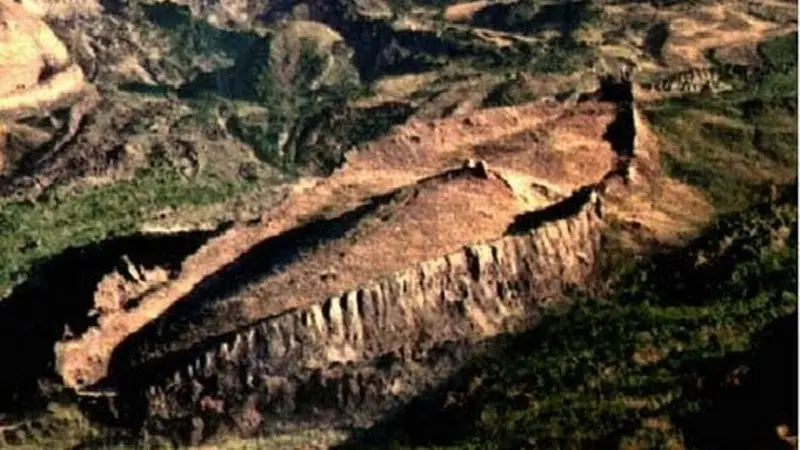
[55,84,711,391]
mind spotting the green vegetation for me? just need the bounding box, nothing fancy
[432,26,595,75]
[231,29,366,172]
[253,34,362,118]
[139,6,375,174]
[290,101,417,174]
[350,184,797,450]
[140,3,260,79]
[228,99,415,176]
[758,32,797,70]
[470,0,601,39]
[141,1,595,174]
[645,33,797,212]
[0,160,259,296]
[0,402,109,448]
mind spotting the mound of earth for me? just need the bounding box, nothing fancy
[0,0,795,447]
[54,79,704,406]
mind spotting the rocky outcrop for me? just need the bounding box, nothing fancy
[0,0,96,174]
[15,0,102,19]
[0,64,91,119]
[637,60,795,95]
[639,67,731,94]
[0,0,91,111]
[91,256,172,317]
[108,188,603,442]
[0,0,71,96]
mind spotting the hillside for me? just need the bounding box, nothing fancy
[0,0,796,448]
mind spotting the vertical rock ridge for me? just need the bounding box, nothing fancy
[126,192,603,440]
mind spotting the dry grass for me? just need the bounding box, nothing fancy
[605,176,712,246]
[590,0,795,72]
[662,5,786,67]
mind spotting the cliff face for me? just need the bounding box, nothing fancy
[120,189,603,442]
[0,0,77,97]
[55,94,619,392]
[53,77,644,445]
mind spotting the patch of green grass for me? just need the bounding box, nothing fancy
[433,25,594,75]
[645,34,797,212]
[482,77,538,108]
[0,402,103,448]
[0,400,179,449]
[758,32,798,70]
[0,163,259,296]
[140,3,259,70]
[470,0,601,39]
[351,184,798,450]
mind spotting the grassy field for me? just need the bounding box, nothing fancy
[645,32,797,212]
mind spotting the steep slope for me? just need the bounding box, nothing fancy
[338,185,797,450]
[46,74,714,445]
[55,90,626,392]
[132,187,603,443]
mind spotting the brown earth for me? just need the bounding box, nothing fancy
[661,4,792,68]
[139,191,604,440]
[444,1,490,23]
[54,81,708,392]
[0,0,87,106]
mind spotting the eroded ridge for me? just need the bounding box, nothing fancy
[117,189,603,441]
[0,0,90,118]
[55,92,624,392]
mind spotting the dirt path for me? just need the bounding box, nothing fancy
[664,4,794,66]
